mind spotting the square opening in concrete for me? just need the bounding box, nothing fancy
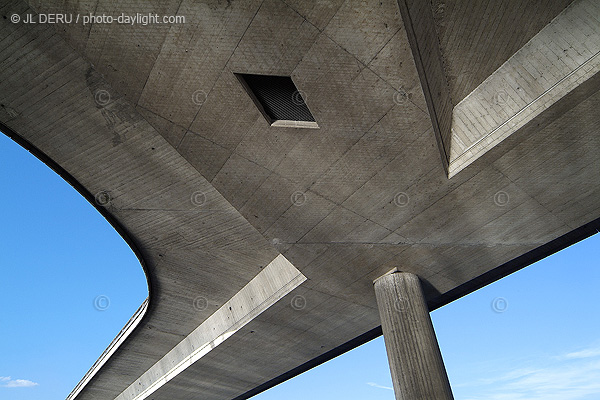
[235,73,318,129]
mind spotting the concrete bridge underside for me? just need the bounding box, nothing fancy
[1,0,599,399]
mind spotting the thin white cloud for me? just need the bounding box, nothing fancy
[563,346,600,360]
[458,345,600,400]
[367,382,394,391]
[0,376,39,388]
[456,367,540,388]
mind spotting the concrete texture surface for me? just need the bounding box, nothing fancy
[115,254,305,400]
[448,0,600,176]
[0,0,599,399]
[374,272,453,400]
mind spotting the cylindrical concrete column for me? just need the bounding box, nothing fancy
[374,272,454,400]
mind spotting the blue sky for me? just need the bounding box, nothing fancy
[1,131,598,400]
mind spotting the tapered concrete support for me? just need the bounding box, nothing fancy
[374,272,454,400]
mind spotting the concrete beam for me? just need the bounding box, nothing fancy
[396,0,454,172]
[448,0,600,176]
[115,255,305,400]
[374,272,453,400]
[66,299,149,400]
[399,0,600,177]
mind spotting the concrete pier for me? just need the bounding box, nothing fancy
[374,272,454,400]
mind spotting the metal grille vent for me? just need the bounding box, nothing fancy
[236,73,318,129]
